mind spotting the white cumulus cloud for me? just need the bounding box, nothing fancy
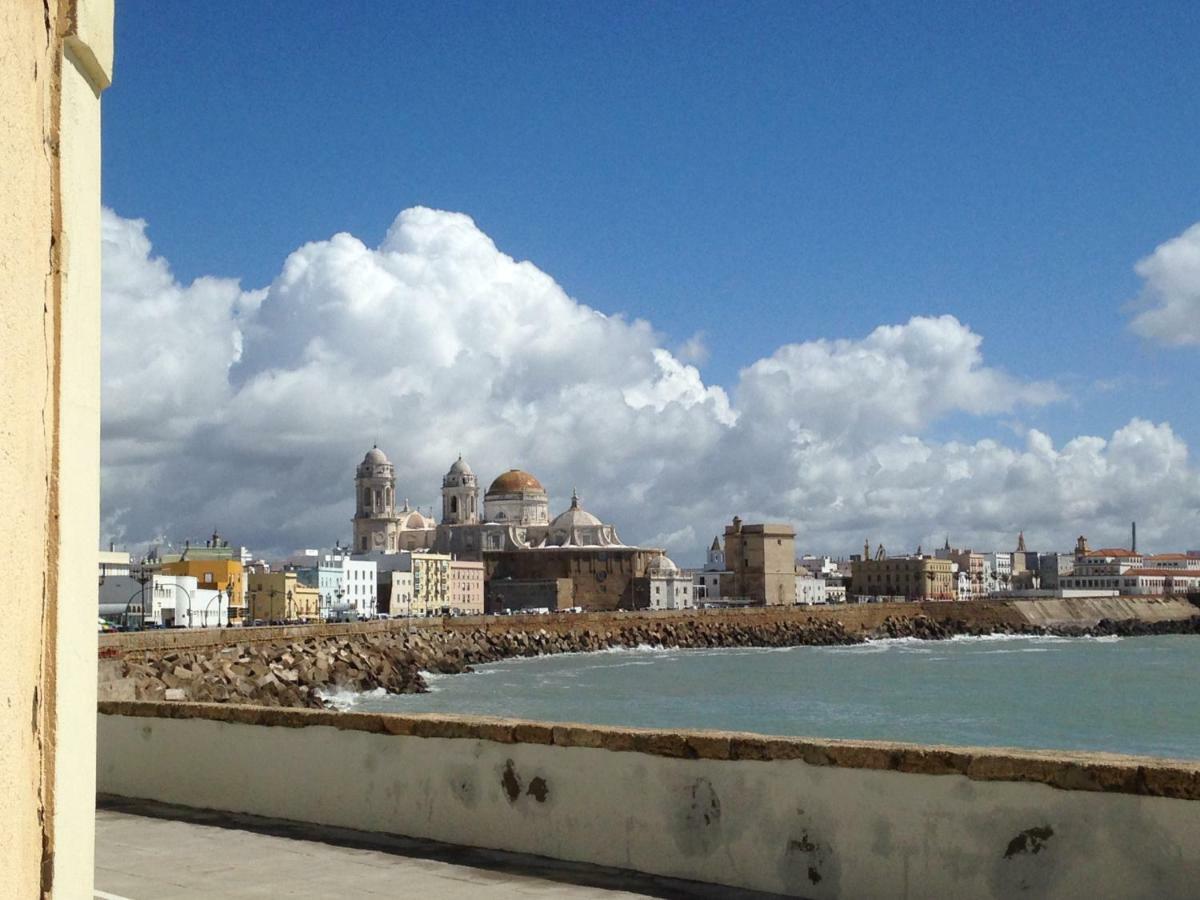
[101,207,1200,563]
[1129,221,1200,345]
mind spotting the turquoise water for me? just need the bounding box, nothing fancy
[345,635,1200,759]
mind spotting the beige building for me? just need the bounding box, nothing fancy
[412,553,451,616]
[935,542,987,599]
[719,518,797,606]
[246,571,320,623]
[2,1,113,892]
[448,560,485,615]
[851,547,956,601]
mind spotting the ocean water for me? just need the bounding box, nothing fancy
[343,635,1200,759]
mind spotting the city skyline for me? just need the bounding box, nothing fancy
[100,3,1200,563]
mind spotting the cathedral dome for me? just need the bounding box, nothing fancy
[447,455,474,478]
[362,446,390,466]
[550,490,602,529]
[487,469,545,495]
[647,555,679,575]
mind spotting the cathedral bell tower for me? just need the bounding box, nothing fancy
[353,445,396,552]
[441,455,479,525]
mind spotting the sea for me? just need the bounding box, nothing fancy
[334,634,1200,760]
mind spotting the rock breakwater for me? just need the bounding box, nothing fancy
[98,610,1200,710]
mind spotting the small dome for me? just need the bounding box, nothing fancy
[550,489,602,530]
[447,455,474,478]
[486,469,545,495]
[648,555,679,575]
[362,446,390,466]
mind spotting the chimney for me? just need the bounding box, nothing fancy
[1132,521,1137,554]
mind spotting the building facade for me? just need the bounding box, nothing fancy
[719,518,796,606]
[247,571,320,623]
[636,555,694,610]
[158,535,246,623]
[795,574,828,605]
[850,547,956,601]
[449,559,485,615]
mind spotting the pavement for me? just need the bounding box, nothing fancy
[95,797,777,899]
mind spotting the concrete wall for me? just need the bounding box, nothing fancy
[98,703,1200,898]
[1014,595,1195,626]
[1,0,112,894]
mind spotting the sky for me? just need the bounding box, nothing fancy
[101,2,1200,564]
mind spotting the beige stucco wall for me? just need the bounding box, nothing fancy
[98,707,1200,898]
[0,0,112,894]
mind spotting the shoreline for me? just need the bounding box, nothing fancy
[98,602,1200,710]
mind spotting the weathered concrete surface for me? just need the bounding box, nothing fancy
[1012,596,1195,627]
[99,600,1200,710]
[96,800,767,898]
[98,704,1200,898]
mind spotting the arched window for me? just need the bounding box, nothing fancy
[451,496,459,515]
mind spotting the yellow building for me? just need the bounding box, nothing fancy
[246,571,320,623]
[850,548,956,601]
[159,554,246,623]
[410,552,452,616]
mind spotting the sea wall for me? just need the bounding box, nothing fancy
[97,701,1200,898]
[98,598,1200,709]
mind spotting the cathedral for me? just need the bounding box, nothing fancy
[351,446,664,611]
[352,446,626,558]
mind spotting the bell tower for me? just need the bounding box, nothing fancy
[353,445,396,552]
[441,455,479,525]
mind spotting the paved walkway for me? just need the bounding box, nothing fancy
[95,799,774,899]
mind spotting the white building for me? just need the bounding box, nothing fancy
[172,580,229,628]
[98,572,229,628]
[797,556,843,578]
[646,556,693,610]
[98,548,130,580]
[795,575,828,605]
[954,567,972,602]
[1144,554,1200,571]
[982,551,1012,592]
[292,549,377,620]
[693,536,729,604]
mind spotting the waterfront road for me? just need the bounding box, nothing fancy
[95,798,779,899]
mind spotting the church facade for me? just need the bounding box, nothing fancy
[351,446,665,610]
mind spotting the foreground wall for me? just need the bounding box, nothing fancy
[2,1,112,894]
[98,703,1200,898]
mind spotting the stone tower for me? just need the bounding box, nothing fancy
[353,445,396,552]
[441,455,479,525]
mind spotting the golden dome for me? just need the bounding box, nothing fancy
[486,469,545,495]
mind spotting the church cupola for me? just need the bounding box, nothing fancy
[441,455,479,525]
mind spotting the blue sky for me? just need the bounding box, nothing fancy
[100,2,1200,557]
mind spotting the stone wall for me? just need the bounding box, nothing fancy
[98,599,1200,710]
[97,701,1200,898]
